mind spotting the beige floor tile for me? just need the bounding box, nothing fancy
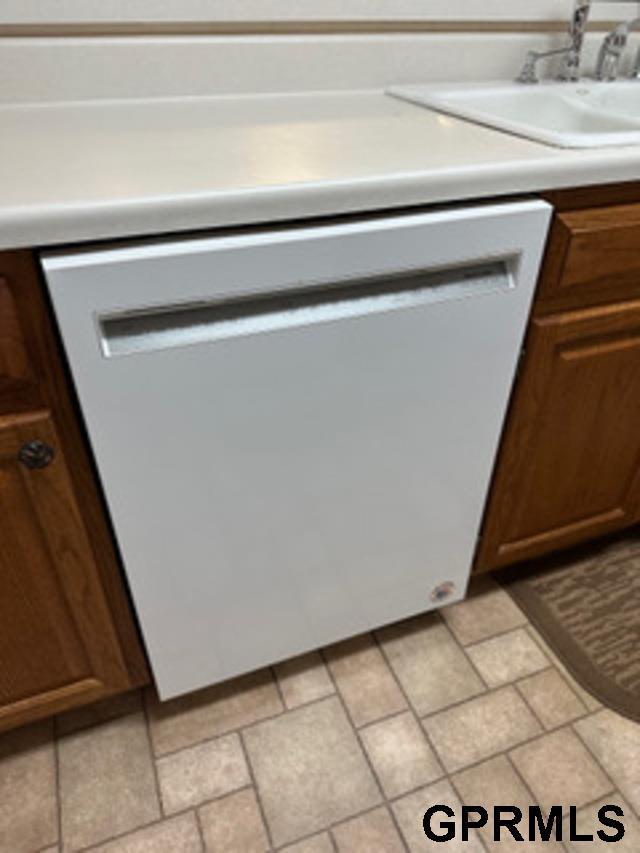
[274,652,335,710]
[360,711,443,798]
[199,788,269,852]
[453,755,564,851]
[280,833,334,852]
[56,689,142,736]
[565,795,639,852]
[510,728,612,812]
[157,733,250,814]
[243,696,381,847]
[89,813,203,852]
[332,806,405,852]
[441,577,527,646]
[58,711,160,851]
[0,720,57,853]
[392,779,485,852]
[518,669,587,729]
[377,614,484,716]
[466,628,549,688]
[575,710,640,813]
[146,669,283,755]
[526,627,602,711]
[324,634,406,727]
[423,686,541,773]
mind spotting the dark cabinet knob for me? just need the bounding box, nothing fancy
[18,440,55,470]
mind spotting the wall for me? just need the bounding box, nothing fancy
[1,1,638,102]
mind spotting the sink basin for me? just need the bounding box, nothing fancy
[388,81,640,148]
[570,80,640,118]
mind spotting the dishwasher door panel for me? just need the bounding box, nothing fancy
[42,201,551,699]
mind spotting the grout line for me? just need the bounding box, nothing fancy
[441,615,493,692]
[415,653,599,732]
[52,718,64,853]
[513,680,548,732]
[318,647,412,851]
[418,682,508,726]
[381,797,411,851]
[503,752,571,852]
[448,619,531,650]
[523,625,601,712]
[515,663,590,718]
[418,690,606,781]
[76,791,251,853]
[317,649,387,804]
[277,688,337,714]
[367,635,447,850]
[570,718,629,817]
[331,803,408,851]
[238,729,277,851]
[372,626,447,778]
[446,774,491,853]
[193,807,207,852]
[463,623,549,657]
[141,698,166,819]
[271,803,410,851]
[270,664,288,710]
[151,704,286,760]
[356,706,414,734]
[264,658,337,716]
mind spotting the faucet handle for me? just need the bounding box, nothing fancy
[596,25,629,81]
[517,51,540,84]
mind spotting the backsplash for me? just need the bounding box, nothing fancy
[0,1,638,103]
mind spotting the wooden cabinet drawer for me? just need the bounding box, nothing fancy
[536,203,640,313]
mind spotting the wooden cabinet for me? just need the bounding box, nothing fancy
[0,251,147,731]
[476,300,640,570]
[477,187,640,573]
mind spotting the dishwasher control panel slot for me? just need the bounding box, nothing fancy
[100,260,512,357]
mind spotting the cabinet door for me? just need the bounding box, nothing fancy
[0,410,132,726]
[476,298,640,572]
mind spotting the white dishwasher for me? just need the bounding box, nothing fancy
[42,200,550,699]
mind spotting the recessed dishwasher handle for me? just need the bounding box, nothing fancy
[99,260,512,357]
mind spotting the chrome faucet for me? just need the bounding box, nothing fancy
[517,0,591,84]
[596,17,640,81]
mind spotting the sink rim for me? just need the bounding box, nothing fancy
[387,80,640,149]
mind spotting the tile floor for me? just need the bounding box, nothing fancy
[2,575,639,852]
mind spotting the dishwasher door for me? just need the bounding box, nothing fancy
[42,201,550,699]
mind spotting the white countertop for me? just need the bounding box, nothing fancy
[2,89,640,250]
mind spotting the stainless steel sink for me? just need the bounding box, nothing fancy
[388,81,640,148]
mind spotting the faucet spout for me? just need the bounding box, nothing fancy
[558,0,592,81]
[516,0,591,84]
